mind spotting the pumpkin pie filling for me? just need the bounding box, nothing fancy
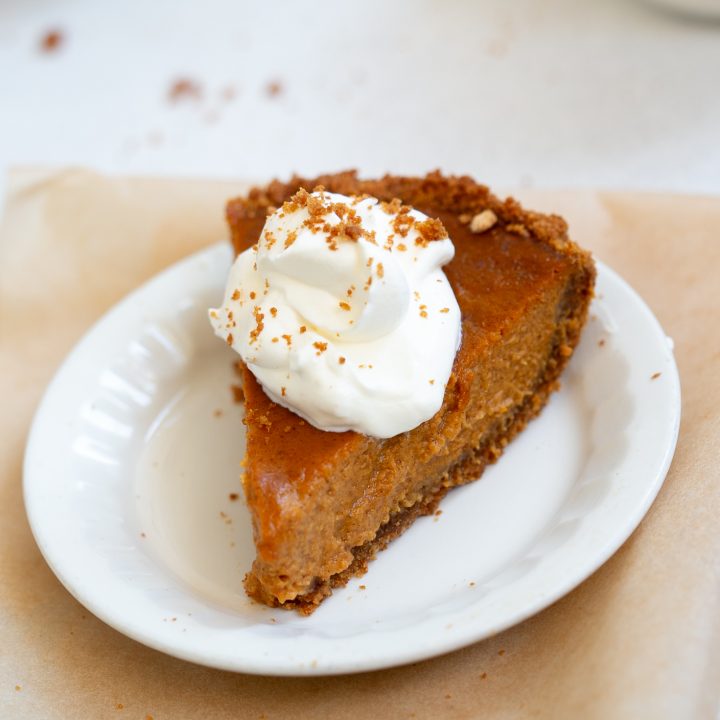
[221,171,595,614]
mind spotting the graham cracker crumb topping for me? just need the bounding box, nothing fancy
[249,306,264,344]
[469,209,498,234]
[506,222,530,237]
[415,218,448,245]
[284,229,298,248]
[264,230,276,248]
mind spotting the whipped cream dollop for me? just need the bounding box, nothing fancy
[209,189,461,438]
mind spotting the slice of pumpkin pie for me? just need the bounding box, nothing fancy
[210,171,595,614]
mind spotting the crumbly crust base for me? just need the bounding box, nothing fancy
[227,170,578,257]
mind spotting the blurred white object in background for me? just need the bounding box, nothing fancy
[640,0,720,18]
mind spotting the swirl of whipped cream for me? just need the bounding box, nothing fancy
[209,189,461,438]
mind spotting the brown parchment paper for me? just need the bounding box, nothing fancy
[1,168,718,720]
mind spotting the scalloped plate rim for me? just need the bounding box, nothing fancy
[23,243,681,676]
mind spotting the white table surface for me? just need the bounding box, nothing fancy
[1,0,719,212]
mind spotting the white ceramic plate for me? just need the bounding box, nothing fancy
[24,243,680,676]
